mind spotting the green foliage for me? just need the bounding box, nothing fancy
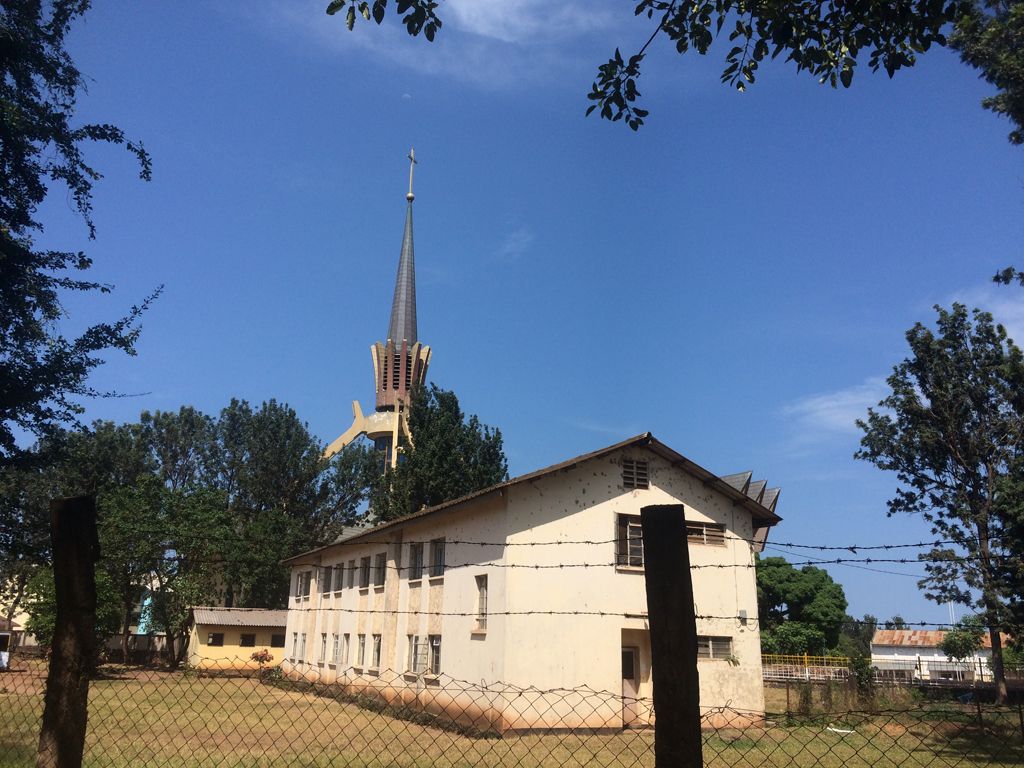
[940,616,986,661]
[857,303,1024,700]
[836,613,877,658]
[0,0,158,464]
[848,653,877,703]
[369,384,508,522]
[757,555,848,653]
[23,565,121,648]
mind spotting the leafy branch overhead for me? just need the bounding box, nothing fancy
[324,0,1023,142]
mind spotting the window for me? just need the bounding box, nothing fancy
[320,633,327,662]
[358,634,367,667]
[333,565,344,592]
[342,634,350,664]
[408,635,427,673]
[292,632,298,659]
[697,636,733,660]
[373,552,386,587]
[240,633,256,648]
[359,557,371,589]
[332,633,340,663]
[409,542,424,580]
[347,560,356,588]
[687,522,727,547]
[430,538,446,578]
[372,634,382,668]
[616,515,644,567]
[429,635,441,674]
[322,566,333,594]
[475,575,488,631]
[271,634,285,648]
[208,633,224,647]
[299,633,307,661]
[295,570,311,598]
[622,458,650,490]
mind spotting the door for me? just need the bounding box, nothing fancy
[621,646,640,728]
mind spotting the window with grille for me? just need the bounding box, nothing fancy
[208,633,224,647]
[332,633,339,662]
[291,633,298,659]
[697,636,733,660]
[373,552,386,587]
[322,566,333,593]
[358,634,366,666]
[372,634,382,668]
[687,522,726,547]
[475,575,488,631]
[333,565,343,592]
[240,633,256,648]
[320,633,327,662]
[622,459,650,490]
[616,515,644,567]
[299,633,307,660]
[429,635,441,674]
[408,635,427,673]
[271,634,285,648]
[409,542,424,580]
[430,538,446,578]
[359,556,371,589]
[347,560,355,588]
[342,634,350,664]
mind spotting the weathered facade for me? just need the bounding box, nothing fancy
[281,434,780,731]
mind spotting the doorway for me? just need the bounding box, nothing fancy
[621,646,640,728]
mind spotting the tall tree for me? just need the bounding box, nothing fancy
[857,303,1024,703]
[756,555,849,654]
[1,0,157,465]
[836,613,878,658]
[369,384,508,522]
[325,1,1022,142]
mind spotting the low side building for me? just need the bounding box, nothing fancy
[281,433,780,732]
[188,608,288,671]
[871,629,1013,683]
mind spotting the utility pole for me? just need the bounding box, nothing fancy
[641,504,703,768]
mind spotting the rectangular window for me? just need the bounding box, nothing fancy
[430,538,446,578]
[687,522,727,547]
[271,634,285,648]
[429,635,441,674]
[292,632,298,659]
[322,566,333,594]
[475,575,488,631]
[240,633,256,648]
[299,633,307,660]
[332,633,340,663]
[333,565,344,592]
[373,552,386,587]
[408,635,427,673]
[358,634,367,667]
[372,634,382,668]
[616,515,644,567]
[359,556,371,589]
[320,633,327,662]
[697,636,734,660]
[347,560,356,588]
[342,633,350,664]
[294,573,302,598]
[208,633,224,647]
[409,542,424,580]
[622,458,650,490]
[297,571,311,598]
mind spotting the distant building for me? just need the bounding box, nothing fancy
[281,434,781,732]
[871,629,1013,683]
[188,608,288,671]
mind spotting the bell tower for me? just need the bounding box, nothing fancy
[324,149,431,467]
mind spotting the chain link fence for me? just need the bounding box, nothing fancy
[2,653,1023,767]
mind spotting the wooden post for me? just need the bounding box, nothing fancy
[36,496,100,768]
[641,504,703,768]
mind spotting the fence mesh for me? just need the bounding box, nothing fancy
[2,654,1023,767]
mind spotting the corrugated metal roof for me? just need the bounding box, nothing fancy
[872,629,1010,649]
[284,433,783,565]
[192,608,288,628]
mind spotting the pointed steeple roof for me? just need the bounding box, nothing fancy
[387,149,418,345]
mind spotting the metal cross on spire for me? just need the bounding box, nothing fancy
[407,147,417,201]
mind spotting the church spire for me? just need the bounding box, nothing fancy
[387,149,418,345]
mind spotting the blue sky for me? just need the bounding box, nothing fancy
[39,1,1023,624]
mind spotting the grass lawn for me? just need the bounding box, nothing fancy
[1,661,1021,767]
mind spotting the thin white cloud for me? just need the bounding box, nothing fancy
[494,227,535,262]
[565,418,642,438]
[781,377,888,441]
[947,284,1024,348]
[446,1,615,44]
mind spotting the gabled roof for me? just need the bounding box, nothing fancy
[285,433,781,565]
[192,608,288,628]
